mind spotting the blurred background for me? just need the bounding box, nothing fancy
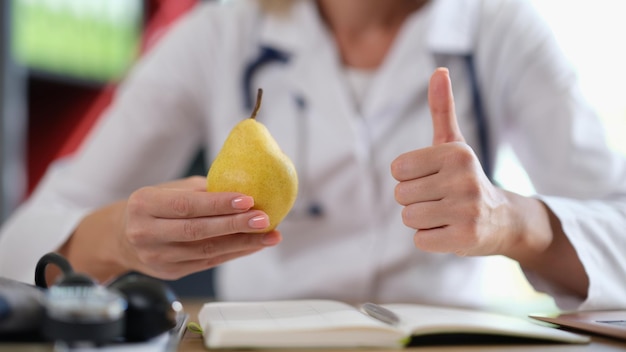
[496,0,626,196]
[0,0,202,223]
[0,0,624,305]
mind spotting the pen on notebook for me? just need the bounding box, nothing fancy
[360,302,400,326]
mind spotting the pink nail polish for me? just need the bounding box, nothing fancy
[248,215,269,229]
[232,196,253,210]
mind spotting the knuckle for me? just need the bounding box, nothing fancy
[201,240,217,258]
[206,197,220,215]
[182,219,203,241]
[394,183,406,204]
[226,215,241,234]
[412,232,429,250]
[127,187,150,216]
[171,195,194,217]
[204,258,223,269]
[390,159,401,178]
[125,224,147,246]
[401,207,413,228]
[390,156,409,180]
[397,181,420,205]
[461,180,482,199]
[448,144,475,168]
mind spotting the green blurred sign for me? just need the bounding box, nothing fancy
[11,0,143,82]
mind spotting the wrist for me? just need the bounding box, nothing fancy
[498,191,552,262]
[61,201,129,283]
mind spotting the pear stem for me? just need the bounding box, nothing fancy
[250,88,263,120]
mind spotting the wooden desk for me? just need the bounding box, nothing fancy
[2,299,625,351]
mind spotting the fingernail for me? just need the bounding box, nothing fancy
[261,232,281,246]
[248,215,269,229]
[232,196,253,210]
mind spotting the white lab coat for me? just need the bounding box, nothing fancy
[1,0,625,311]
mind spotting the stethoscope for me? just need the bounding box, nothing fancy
[242,46,493,219]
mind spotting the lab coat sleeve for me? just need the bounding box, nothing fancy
[527,197,626,311]
[0,4,219,283]
[475,0,626,310]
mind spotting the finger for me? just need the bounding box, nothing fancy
[141,248,264,281]
[139,210,271,243]
[392,141,470,181]
[155,231,282,263]
[157,176,207,191]
[128,187,254,219]
[391,148,438,182]
[429,67,465,145]
[400,201,452,230]
[394,173,445,205]
[412,226,474,254]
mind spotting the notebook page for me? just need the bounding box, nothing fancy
[382,304,589,344]
[199,299,404,348]
[201,299,394,330]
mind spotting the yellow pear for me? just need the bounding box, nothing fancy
[207,89,298,232]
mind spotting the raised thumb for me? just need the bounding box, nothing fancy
[429,67,465,145]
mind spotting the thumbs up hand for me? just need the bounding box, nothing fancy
[390,68,514,257]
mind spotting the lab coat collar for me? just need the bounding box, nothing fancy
[251,0,481,141]
[256,0,481,57]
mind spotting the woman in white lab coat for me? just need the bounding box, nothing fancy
[1,0,625,311]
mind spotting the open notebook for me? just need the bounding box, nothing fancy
[197,299,589,349]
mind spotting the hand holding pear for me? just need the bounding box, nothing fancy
[207,89,298,232]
